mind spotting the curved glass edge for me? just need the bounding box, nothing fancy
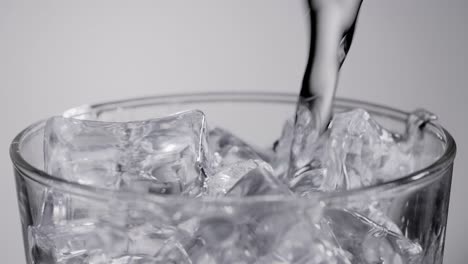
[9,92,457,204]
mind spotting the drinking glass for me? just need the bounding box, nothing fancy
[10,92,456,264]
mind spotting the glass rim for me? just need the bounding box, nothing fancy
[9,92,457,204]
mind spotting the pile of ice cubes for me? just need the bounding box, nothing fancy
[28,106,440,263]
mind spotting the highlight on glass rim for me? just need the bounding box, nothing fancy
[8,1,458,264]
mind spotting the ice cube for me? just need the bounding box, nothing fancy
[286,109,419,192]
[184,204,323,263]
[205,159,272,196]
[152,237,192,264]
[36,190,70,226]
[36,189,107,228]
[209,127,266,166]
[28,220,128,263]
[188,215,261,263]
[255,205,351,264]
[329,109,417,186]
[179,212,245,263]
[226,163,291,196]
[324,208,423,263]
[44,110,211,195]
[258,222,352,264]
[188,251,217,264]
[196,216,238,248]
[127,223,176,256]
[288,167,327,195]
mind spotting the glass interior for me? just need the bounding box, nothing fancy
[10,92,457,264]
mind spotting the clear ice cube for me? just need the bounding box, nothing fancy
[258,220,352,264]
[190,209,295,263]
[36,190,70,226]
[251,203,351,264]
[209,127,265,166]
[205,160,272,196]
[324,208,423,264]
[196,216,238,248]
[227,163,291,196]
[284,108,421,192]
[127,223,175,256]
[152,237,192,264]
[44,110,211,195]
[28,220,128,263]
[36,189,107,228]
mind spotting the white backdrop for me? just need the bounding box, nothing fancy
[1,0,467,262]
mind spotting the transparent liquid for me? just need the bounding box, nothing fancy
[298,0,363,132]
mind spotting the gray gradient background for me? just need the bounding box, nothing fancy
[1,0,467,262]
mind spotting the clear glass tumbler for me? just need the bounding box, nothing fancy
[10,92,456,264]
